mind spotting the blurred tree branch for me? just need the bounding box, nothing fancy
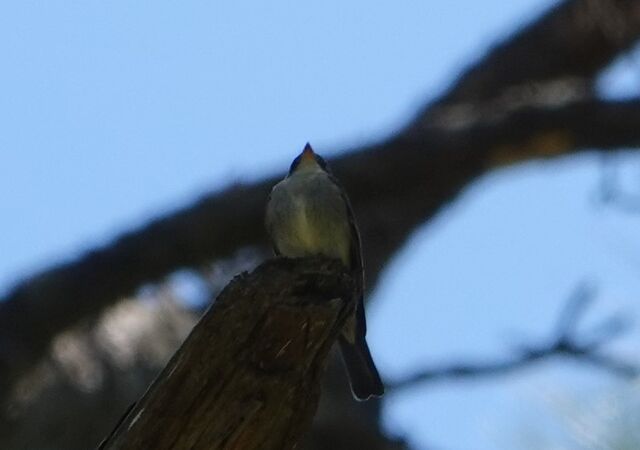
[389,284,639,390]
[1,1,640,448]
[425,0,640,107]
[1,0,640,414]
[598,154,640,213]
[3,96,639,398]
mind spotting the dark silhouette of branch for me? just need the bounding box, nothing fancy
[597,155,640,213]
[600,188,640,213]
[2,97,639,399]
[99,257,355,450]
[388,284,638,390]
[1,0,640,408]
[428,0,640,107]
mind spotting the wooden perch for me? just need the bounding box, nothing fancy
[99,257,355,450]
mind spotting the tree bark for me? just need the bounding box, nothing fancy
[99,257,355,450]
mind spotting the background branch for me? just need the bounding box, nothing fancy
[1,1,640,448]
[2,95,639,398]
[388,284,638,390]
[425,0,640,107]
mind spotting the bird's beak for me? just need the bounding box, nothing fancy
[301,143,315,163]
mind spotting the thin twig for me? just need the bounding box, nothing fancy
[388,285,639,390]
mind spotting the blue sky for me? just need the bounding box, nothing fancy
[1,1,639,449]
[0,0,553,287]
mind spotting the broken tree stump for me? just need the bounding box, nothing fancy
[99,257,355,450]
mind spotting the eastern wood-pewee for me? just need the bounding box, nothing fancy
[265,143,384,400]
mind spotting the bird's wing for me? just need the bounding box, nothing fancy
[328,174,384,399]
[328,173,366,336]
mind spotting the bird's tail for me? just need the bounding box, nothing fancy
[338,335,384,401]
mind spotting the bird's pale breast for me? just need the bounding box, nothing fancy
[266,171,352,266]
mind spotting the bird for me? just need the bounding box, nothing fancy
[265,142,384,400]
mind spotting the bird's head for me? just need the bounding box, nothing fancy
[288,143,329,176]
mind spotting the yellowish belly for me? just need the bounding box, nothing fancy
[281,199,351,266]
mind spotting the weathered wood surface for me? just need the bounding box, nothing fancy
[99,257,354,450]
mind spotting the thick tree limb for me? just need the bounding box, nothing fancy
[99,257,355,450]
[1,98,640,400]
[1,0,640,401]
[427,0,640,106]
[389,284,639,390]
